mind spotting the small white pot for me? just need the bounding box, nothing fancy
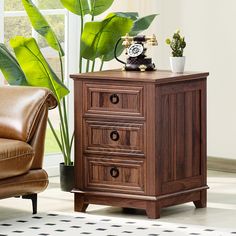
[169,56,185,73]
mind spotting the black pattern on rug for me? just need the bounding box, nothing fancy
[0,212,235,236]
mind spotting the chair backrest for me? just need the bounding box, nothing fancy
[0,86,57,142]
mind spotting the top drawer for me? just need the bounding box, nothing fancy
[83,83,144,118]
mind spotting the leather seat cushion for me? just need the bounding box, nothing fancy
[0,138,34,180]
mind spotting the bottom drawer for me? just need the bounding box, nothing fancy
[84,156,145,194]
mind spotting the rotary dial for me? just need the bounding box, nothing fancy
[127,43,144,57]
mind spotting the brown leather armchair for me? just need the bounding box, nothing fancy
[0,86,57,214]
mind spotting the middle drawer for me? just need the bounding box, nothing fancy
[83,120,145,156]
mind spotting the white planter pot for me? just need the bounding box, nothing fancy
[169,56,185,73]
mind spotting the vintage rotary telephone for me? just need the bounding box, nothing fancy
[114,33,158,72]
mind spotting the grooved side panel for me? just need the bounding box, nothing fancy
[185,91,193,177]
[158,81,203,194]
[176,92,185,180]
[192,91,201,177]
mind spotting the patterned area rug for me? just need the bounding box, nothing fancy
[0,212,235,236]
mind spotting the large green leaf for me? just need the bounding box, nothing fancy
[114,12,139,21]
[102,38,123,62]
[60,0,90,16]
[130,14,158,36]
[60,0,114,16]
[81,13,133,60]
[10,36,69,100]
[90,0,114,16]
[22,0,64,56]
[101,12,138,61]
[0,44,28,85]
[102,14,158,62]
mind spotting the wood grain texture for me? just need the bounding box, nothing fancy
[71,69,209,84]
[74,81,84,189]
[157,80,204,195]
[72,70,209,219]
[83,120,145,156]
[145,84,158,196]
[84,156,145,194]
[83,83,144,118]
[193,189,207,208]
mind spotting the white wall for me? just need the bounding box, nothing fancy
[110,0,236,159]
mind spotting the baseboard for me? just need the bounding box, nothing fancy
[207,156,236,173]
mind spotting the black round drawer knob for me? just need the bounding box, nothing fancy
[110,167,119,178]
[110,94,119,104]
[110,130,120,141]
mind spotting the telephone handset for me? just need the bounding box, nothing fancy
[114,34,158,72]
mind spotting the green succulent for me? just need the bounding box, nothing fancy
[166,30,186,57]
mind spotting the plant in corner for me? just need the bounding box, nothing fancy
[166,30,186,73]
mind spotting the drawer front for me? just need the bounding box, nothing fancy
[84,83,144,117]
[84,156,145,193]
[84,120,145,156]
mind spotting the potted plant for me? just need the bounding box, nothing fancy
[0,0,157,192]
[166,30,186,73]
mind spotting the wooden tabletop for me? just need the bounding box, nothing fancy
[70,69,209,84]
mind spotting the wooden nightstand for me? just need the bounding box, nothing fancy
[71,69,209,219]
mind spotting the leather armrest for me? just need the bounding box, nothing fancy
[0,86,57,142]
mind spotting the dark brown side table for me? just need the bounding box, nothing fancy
[71,69,209,219]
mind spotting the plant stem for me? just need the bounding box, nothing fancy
[48,118,63,152]
[79,17,83,73]
[58,102,70,163]
[84,8,96,73]
[59,53,64,83]
[79,0,84,73]
[91,60,95,72]
[91,1,95,21]
[58,53,70,157]
[86,59,90,72]
[62,98,69,149]
[100,58,104,71]
[58,50,71,164]
[69,132,75,165]
[59,124,66,159]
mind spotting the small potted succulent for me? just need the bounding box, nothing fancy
[166,30,186,73]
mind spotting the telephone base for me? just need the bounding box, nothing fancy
[124,63,156,72]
